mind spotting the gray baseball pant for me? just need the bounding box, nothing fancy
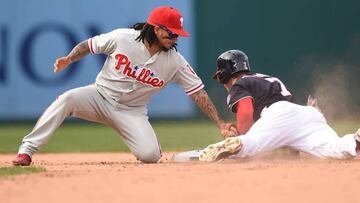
[18,84,161,163]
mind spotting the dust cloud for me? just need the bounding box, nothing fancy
[309,63,358,120]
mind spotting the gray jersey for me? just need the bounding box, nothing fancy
[88,28,204,107]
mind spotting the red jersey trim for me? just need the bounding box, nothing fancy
[88,38,95,54]
[236,97,254,134]
[186,83,204,95]
[229,96,254,113]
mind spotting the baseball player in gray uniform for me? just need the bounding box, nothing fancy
[12,6,236,166]
[174,50,360,162]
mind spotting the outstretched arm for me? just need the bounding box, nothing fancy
[190,89,238,138]
[53,40,90,73]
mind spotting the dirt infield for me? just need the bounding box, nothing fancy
[1,152,360,203]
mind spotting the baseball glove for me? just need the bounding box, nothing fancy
[220,123,238,138]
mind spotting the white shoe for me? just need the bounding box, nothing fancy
[199,137,242,162]
[355,128,360,152]
[355,128,360,142]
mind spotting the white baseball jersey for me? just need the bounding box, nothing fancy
[18,28,205,163]
[88,28,204,107]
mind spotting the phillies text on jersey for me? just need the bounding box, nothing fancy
[114,53,164,88]
[88,28,204,107]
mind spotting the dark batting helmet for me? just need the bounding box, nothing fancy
[212,50,251,84]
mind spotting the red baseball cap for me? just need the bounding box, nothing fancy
[147,6,190,37]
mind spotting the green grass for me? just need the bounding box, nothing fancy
[0,119,358,153]
[0,166,46,176]
[0,120,222,153]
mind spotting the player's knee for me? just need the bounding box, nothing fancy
[135,147,161,163]
[58,90,78,106]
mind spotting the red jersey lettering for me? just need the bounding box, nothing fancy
[114,54,129,70]
[114,53,164,88]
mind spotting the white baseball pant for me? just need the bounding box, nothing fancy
[237,101,357,159]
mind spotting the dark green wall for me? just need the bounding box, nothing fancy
[195,0,360,119]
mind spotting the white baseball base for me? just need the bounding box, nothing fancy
[171,150,202,162]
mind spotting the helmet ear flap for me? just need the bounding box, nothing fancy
[217,69,231,84]
[214,57,235,84]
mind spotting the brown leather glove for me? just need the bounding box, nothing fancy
[220,123,238,138]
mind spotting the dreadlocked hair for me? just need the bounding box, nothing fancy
[132,22,177,51]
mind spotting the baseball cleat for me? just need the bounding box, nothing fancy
[355,128,360,152]
[199,137,242,162]
[12,154,32,166]
[355,128,360,141]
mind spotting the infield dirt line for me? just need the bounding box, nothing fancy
[0,153,360,203]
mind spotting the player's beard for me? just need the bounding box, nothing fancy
[154,36,177,52]
[161,42,177,52]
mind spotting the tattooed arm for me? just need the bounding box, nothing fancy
[190,89,224,126]
[190,89,238,138]
[53,40,90,73]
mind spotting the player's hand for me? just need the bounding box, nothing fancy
[307,94,321,112]
[220,122,238,139]
[54,56,71,73]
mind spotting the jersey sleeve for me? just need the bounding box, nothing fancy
[227,83,253,113]
[87,29,119,55]
[235,98,254,134]
[173,54,204,95]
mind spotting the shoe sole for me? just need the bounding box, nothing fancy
[200,137,242,162]
[12,155,32,166]
[355,128,360,142]
[12,161,31,166]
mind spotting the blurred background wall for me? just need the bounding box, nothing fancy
[0,0,194,120]
[0,0,359,121]
[195,0,360,120]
